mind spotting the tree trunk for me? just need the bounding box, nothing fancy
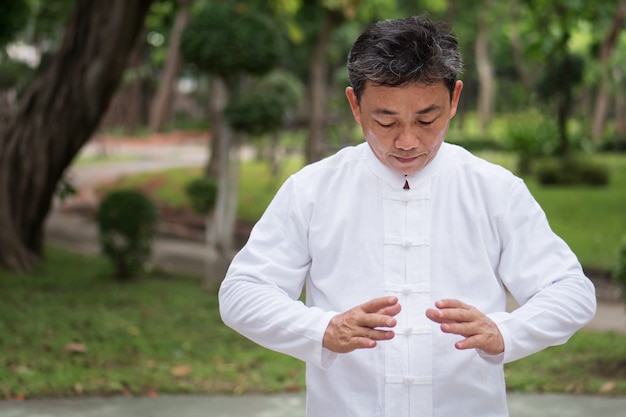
[510,14,533,91]
[204,75,239,282]
[475,9,495,135]
[615,83,625,150]
[591,2,626,143]
[99,29,149,133]
[148,0,191,132]
[0,0,153,273]
[205,76,226,177]
[305,9,338,164]
[557,92,570,158]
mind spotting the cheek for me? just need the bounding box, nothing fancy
[426,123,449,148]
[364,126,393,146]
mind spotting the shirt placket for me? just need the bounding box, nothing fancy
[383,183,433,417]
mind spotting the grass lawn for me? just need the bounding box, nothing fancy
[1,248,625,399]
[523,154,626,271]
[0,248,304,400]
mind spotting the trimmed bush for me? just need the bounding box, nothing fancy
[185,176,218,215]
[505,111,559,175]
[535,157,610,186]
[96,189,159,280]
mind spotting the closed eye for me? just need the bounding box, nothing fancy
[419,119,436,126]
[377,121,395,128]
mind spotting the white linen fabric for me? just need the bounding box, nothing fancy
[219,142,596,417]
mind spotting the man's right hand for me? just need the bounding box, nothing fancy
[323,296,401,353]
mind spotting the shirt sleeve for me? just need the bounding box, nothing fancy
[218,177,338,368]
[487,180,597,364]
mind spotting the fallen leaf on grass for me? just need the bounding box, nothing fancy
[171,365,192,377]
[63,342,87,354]
[600,381,617,393]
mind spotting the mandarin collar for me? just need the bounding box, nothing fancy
[360,142,448,190]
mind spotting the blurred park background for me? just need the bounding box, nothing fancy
[1,0,626,403]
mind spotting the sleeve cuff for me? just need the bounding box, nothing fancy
[480,311,513,365]
[314,310,340,369]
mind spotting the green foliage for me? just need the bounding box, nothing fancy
[27,0,75,44]
[535,157,610,186]
[180,3,286,79]
[185,176,218,215]
[0,56,34,92]
[225,71,302,136]
[613,236,626,302]
[96,190,159,281]
[536,53,585,103]
[225,91,287,136]
[0,0,30,46]
[506,112,560,174]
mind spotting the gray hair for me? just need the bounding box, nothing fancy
[347,14,463,102]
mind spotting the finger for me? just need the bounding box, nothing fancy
[352,335,393,350]
[360,296,399,314]
[426,301,477,324]
[358,313,397,329]
[377,302,402,317]
[425,307,464,324]
[440,321,473,336]
[454,333,504,355]
[434,299,469,309]
[351,328,396,345]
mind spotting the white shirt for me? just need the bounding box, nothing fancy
[219,142,596,417]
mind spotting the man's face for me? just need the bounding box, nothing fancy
[346,80,463,175]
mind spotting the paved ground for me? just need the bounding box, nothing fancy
[2,392,626,417]
[7,135,623,417]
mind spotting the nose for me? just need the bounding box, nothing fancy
[395,127,420,150]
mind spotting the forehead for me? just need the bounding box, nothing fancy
[360,81,449,111]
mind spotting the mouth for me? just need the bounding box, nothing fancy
[393,152,426,164]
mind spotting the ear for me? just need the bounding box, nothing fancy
[449,80,463,119]
[345,87,362,124]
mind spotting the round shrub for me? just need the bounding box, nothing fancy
[225,91,286,136]
[180,3,285,78]
[96,189,159,280]
[185,176,218,215]
[225,71,303,136]
[535,157,610,186]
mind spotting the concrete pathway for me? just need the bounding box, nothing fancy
[2,393,626,417]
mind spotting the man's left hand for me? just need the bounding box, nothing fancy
[425,299,504,355]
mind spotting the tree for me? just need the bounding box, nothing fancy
[0,0,154,272]
[305,5,344,164]
[591,1,626,143]
[180,2,286,275]
[148,0,192,132]
[0,0,30,46]
[521,0,591,158]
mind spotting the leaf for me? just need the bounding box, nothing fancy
[171,365,192,377]
[63,342,87,354]
[74,383,84,395]
[600,381,617,393]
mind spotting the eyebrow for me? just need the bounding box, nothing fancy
[372,104,441,116]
